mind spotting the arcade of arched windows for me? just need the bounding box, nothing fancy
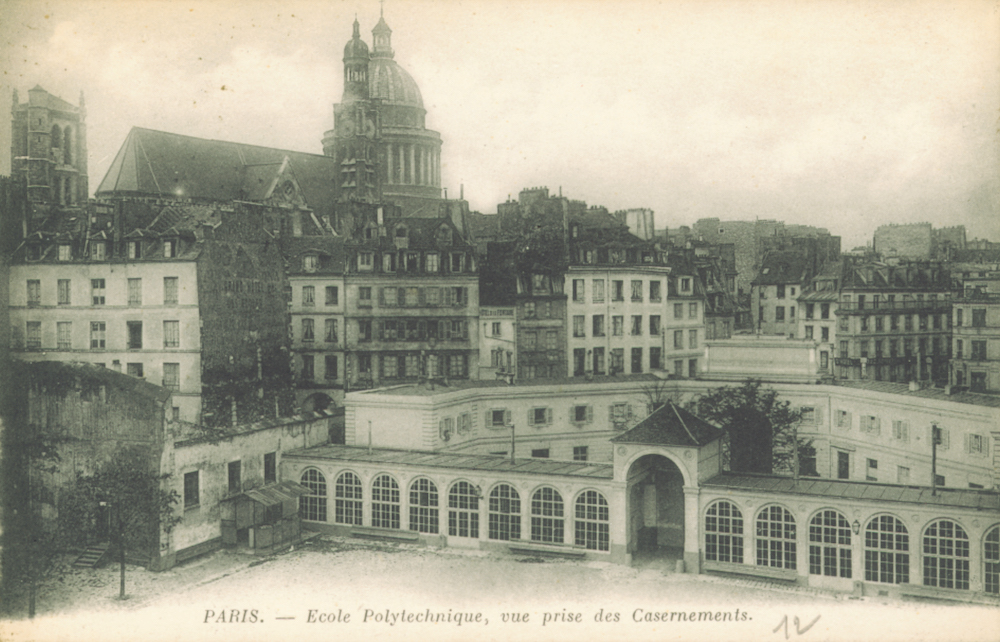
[702,498,1000,595]
[293,467,611,553]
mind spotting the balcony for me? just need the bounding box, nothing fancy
[836,300,953,314]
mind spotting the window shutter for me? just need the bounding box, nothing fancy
[902,421,909,442]
[377,321,384,340]
[419,287,426,306]
[586,405,593,423]
[964,433,970,454]
[814,406,823,425]
[846,412,853,428]
[546,408,553,424]
[486,410,492,426]
[874,417,881,434]
[504,409,511,425]
[569,407,576,423]
[527,409,534,426]
[462,321,468,339]
[609,406,615,422]
[444,287,452,306]
[461,287,468,306]
[379,287,385,306]
[418,320,427,340]
[442,321,451,340]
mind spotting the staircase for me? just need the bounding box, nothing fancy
[73,542,110,568]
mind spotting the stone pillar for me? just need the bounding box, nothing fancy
[682,485,701,573]
[608,480,630,565]
[409,144,416,185]
[398,146,405,185]
[386,143,393,185]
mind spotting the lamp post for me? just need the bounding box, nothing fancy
[851,520,861,536]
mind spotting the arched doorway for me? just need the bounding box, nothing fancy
[301,392,334,414]
[626,454,686,566]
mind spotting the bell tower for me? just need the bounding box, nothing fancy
[342,18,370,103]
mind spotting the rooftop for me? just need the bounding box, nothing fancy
[611,402,724,447]
[283,444,614,479]
[703,472,1000,512]
[833,380,1000,409]
[358,373,661,397]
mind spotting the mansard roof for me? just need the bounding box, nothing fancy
[96,127,338,214]
[753,250,810,285]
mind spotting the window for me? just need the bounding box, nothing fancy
[923,520,970,590]
[530,487,564,543]
[162,363,180,391]
[610,348,624,374]
[777,284,786,299]
[864,515,909,584]
[572,279,585,303]
[490,409,510,427]
[821,303,830,319]
[524,331,537,350]
[58,279,71,305]
[756,506,796,569]
[488,484,521,541]
[808,510,852,578]
[592,347,605,374]
[127,278,142,306]
[127,321,143,349]
[649,280,661,302]
[91,279,106,305]
[805,326,814,339]
[680,277,691,293]
[582,315,602,340]
[59,244,72,261]
[892,420,909,442]
[972,309,986,328]
[163,277,178,305]
[630,315,642,336]
[689,329,698,349]
[674,303,684,319]
[91,242,106,261]
[985,526,1000,595]
[56,322,72,350]
[531,448,549,458]
[372,474,401,529]
[674,330,683,349]
[27,280,41,306]
[409,478,439,534]
[425,253,439,273]
[163,239,176,258]
[805,303,815,320]
[571,404,592,424]
[631,347,643,373]
[228,460,241,494]
[955,340,964,359]
[897,466,910,484]
[646,314,660,336]
[968,433,983,455]
[820,351,828,370]
[574,490,609,551]
[612,280,624,301]
[689,302,698,319]
[302,254,318,273]
[775,307,785,322]
[592,279,605,303]
[90,322,106,349]
[301,318,315,343]
[612,316,623,336]
[263,452,276,484]
[573,315,585,338]
[573,446,589,461]
[163,320,180,348]
[529,407,552,426]
[358,319,372,342]
[331,472,362,525]
[860,415,880,435]
[448,481,479,538]
[25,321,41,350]
[523,301,535,318]
[300,469,328,522]
[971,341,987,361]
[705,500,744,563]
[836,451,849,479]
[630,280,642,302]
[866,458,878,481]
[450,252,463,273]
[650,347,662,370]
[302,286,315,306]
[357,252,374,271]
[301,354,314,380]
[689,358,698,378]
[183,471,199,509]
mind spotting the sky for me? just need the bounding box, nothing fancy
[1,0,998,250]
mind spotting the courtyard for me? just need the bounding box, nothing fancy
[1,536,997,642]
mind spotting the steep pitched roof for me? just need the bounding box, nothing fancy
[95,128,338,214]
[753,250,810,285]
[611,402,724,447]
[281,235,347,275]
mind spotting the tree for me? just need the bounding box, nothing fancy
[639,377,679,415]
[64,448,182,600]
[689,379,806,475]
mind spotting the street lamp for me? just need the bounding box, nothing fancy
[851,520,861,535]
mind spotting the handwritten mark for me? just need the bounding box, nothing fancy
[773,614,821,639]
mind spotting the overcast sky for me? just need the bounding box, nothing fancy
[2,0,998,250]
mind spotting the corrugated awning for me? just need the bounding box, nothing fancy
[223,480,311,507]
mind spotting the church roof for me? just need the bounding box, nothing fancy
[95,127,339,215]
[611,402,725,447]
[369,58,424,109]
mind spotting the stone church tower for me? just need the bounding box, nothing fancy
[322,12,443,216]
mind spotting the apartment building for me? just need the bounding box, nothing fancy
[478,306,516,379]
[751,250,811,336]
[952,292,1000,393]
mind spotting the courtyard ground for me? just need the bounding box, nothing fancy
[2,535,997,642]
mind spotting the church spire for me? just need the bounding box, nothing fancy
[372,3,393,59]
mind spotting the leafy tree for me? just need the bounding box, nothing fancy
[64,448,182,600]
[639,377,679,415]
[689,379,807,475]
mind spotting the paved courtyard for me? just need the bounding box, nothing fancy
[2,536,997,642]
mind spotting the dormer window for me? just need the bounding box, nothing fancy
[571,224,579,238]
[395,225,408,238]
[58,244,71,261]
[436,226,452,245]
[364,225,376,240]
[303,254,318,273]
[128,241,142,260]
[451,252,464,273]
[164,239,176,258]
[357,252,374,271]
[680,277,692,293]
[27,244,41,261]
[90,242,106,261]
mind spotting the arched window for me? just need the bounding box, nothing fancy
[371,474,400,529]
[65,177,73,205]
[864,515,909,584]
[756,505,797,569]
[705,500,744,563]
[808,510,852,578]
[409,478,438,534]
[50,125,61,149]
[574,490,609,551]
[299,469,327,522]
[488,484,520,541]
[985,526,1000,594]
[530,487,565,544]
[63,127,72,165]
[334,471,363,525]
[923,519,970,590]
[448,481,479,539]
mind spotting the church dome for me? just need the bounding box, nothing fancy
[343,18,369,60]
[369,58,424,109]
